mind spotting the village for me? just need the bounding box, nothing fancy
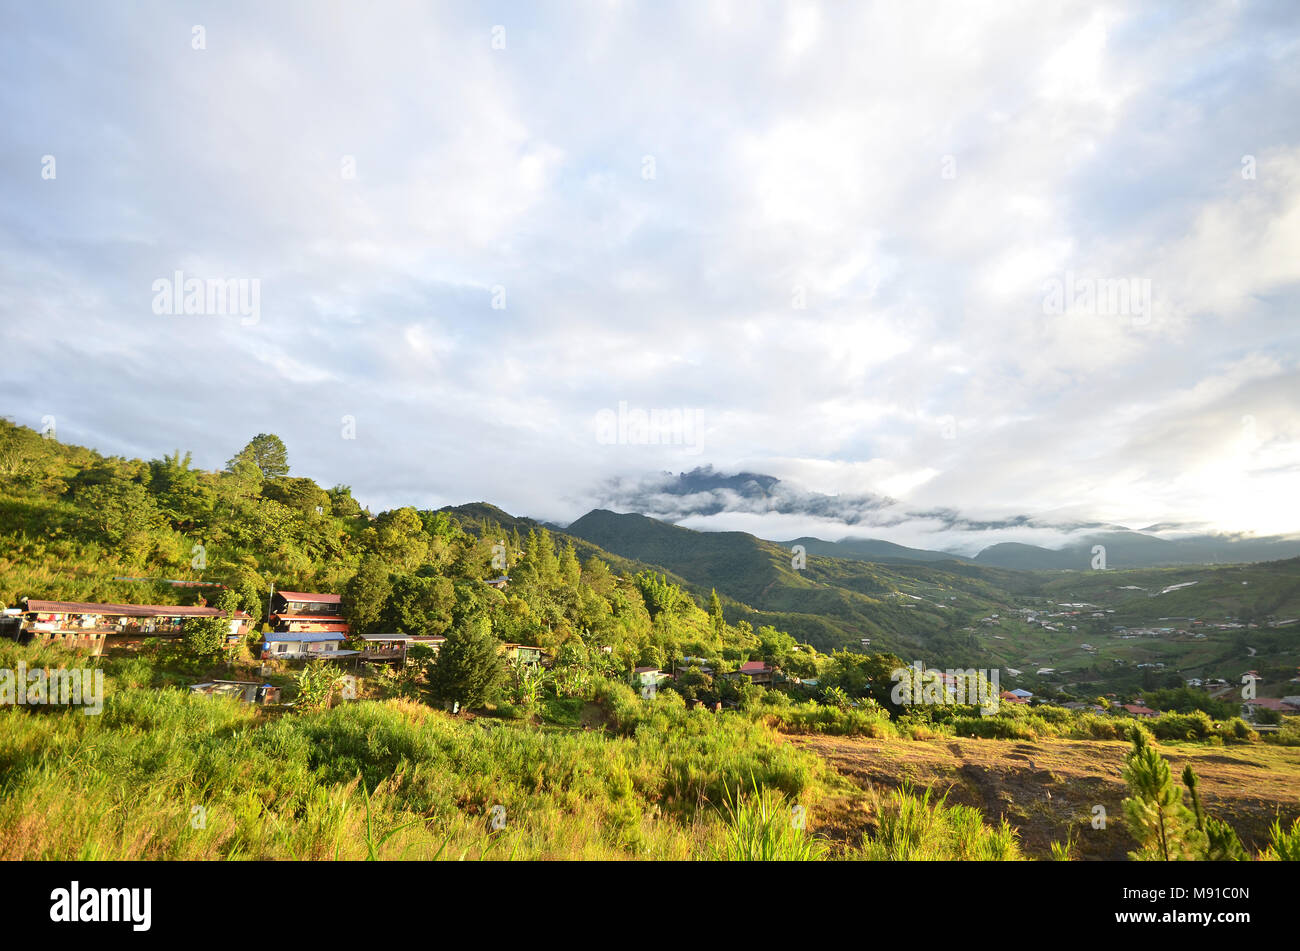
[5,583,1296,725]
[0,582,790,711]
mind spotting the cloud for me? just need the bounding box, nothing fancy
[1,0,1296,544]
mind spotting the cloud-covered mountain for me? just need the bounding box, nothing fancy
[584,466,1300,567]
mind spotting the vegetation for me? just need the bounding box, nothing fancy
[1,420,1297,861]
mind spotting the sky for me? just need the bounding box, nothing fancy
[2,0,1298,553]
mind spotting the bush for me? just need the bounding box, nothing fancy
[858,785,1022,861]
[713,781,828,861]
[1214,717,1258,744]
[1150,711,1214,742]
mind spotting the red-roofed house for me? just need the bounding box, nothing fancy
[1242,697,1300,720]
[269,590,348,636]
[725,660,776,686]
[1121,704,1157,718]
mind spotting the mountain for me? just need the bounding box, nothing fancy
[565,509,1021,658]
[780,536,970,565]
[974,531,1300,571]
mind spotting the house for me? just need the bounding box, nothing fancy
[407,634,446,656]
[725,660,775,686]
[632,666,668,699]
[19,599,252,656]
[189,680,280,704]
[268,591,349,637]
[1241,697,1300,720]
[484,576,510,590]
[1009,688,1033,700]
[1121,704,1157,718]
[355,633,410,663]
[501,643,545,667]
[270,590,343,618]
[261,631,357,660]
[1000,690,1029,705]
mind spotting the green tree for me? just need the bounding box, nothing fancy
[1121,728,1204,861]
[327,484,364,519]
[558,541,582,588]
[1183,765,1246,861]
[262,476,330,515]
[228,433,289,479]
[426,615,502,709]
[77,481,165,560]
[182,613,229,660]
[708,589,725,638]
[342,557,394,636]
[383,574,455,637]
[148,450,213,526]
[365,507,428,570]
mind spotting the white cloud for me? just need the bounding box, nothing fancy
[1,0,1297,548]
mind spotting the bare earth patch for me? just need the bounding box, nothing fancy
[789,733,1300,860]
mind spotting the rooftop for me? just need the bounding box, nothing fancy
[275,591,342,604]
[24,599,248,619]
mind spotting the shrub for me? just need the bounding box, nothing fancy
[1150,710,1214,742]
[713,781,828,861]
[859,785,1021,861]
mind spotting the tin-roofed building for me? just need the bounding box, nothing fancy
[19,599,251,656]
[261,631,357,660]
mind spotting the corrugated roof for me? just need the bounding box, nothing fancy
[264,632,346,643]
[275,591,341,604]
[24,599,243,618]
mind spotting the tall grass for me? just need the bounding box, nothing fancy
[1261,817,1300,861]
[858,785,1022,861]
[0,652,820,860]
[712,780,828,861]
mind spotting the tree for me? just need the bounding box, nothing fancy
[426,615,502,709]
[77,481,165,562]
[634,571,685,620]
[708,589,725,638]
[228,433,289,480]
[295,660,347,711]
[343,557,394,636]
[383,574,455,637]
[148,450,213,526]
[262,477,329,515]
[1121,728,1204,861]
[328,484,364,519]
[558,541,581,588]
[1183,765,1246,861]
[365,507,428,570]
[182,614,229,660]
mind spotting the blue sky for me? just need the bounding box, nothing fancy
[2,1,1298,552]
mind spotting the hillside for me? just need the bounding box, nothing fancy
[974,531,1300,571]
